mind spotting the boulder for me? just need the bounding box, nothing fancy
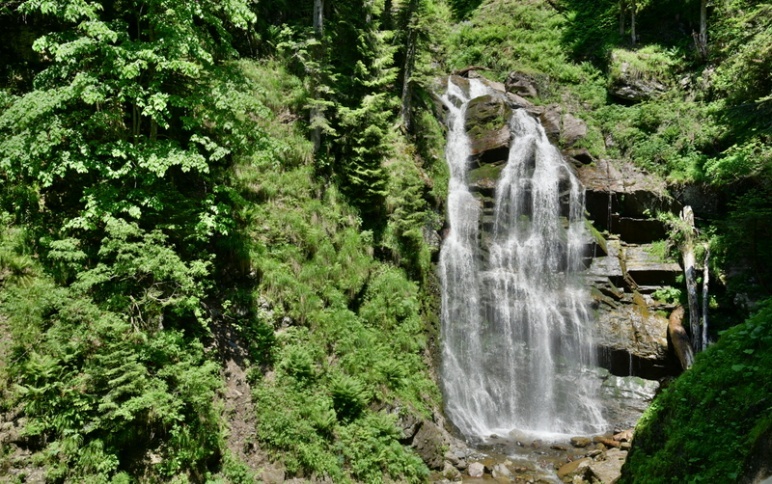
[600,374,660,429]
[561,113,587,147]
[411,421,446,470]
[570,436,593,448]
[468,461,486,478]
[588,448,627,483]
[564,147,594,165]
[557,458,592,481]
[464,94,512,165]
[505,71,540,98]
[443,462,462,481]
[492,463,513,479]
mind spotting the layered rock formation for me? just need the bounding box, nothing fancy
[450,71,684,382]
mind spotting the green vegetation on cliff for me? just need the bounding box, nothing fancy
[0,0,770,481]
[0,0,449,481]
[620,299,772,482]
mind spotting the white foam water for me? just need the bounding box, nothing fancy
[439,77,606,440]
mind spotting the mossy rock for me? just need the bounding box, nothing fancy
[465,94,512,164]
[468,163,505,185]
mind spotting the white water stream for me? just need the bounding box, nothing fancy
[439,77,606,440]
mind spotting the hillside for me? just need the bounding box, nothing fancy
[0,0,770,482]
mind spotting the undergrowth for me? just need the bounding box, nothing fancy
[620,299,772,482]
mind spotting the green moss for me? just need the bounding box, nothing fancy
[620,299,772,482]
[468,163,504,184]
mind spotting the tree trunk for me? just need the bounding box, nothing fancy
[698,0,708,58]
[311,0,324,153]
[631,10,636,46]
[313,0,324,34]
[701,244,710,349]
[619,3,626,37]
[668,306,694,370]
[681,206,701,352]
[400,0,419,132]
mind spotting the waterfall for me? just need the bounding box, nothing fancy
[439,77,606,440]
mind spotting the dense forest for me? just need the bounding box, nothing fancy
[0,0,769,482]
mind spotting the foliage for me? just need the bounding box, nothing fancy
[234,152,438,479]
[0,223,222,481]
[620,299,772,482]
[652,286,683,305]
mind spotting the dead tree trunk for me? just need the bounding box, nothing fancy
[668,306,694,370]
[701,244,710,349]
[681,206,702,352]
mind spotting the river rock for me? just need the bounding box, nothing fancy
[492,463,513,479]
[557,458,592,481]
[570,436,593,448]
[588,448,627,483]
[468,461,486,478]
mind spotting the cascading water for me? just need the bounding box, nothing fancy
[439,76,606,440]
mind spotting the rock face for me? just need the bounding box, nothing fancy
[589,447,627,483]
[451,72,685,383]
[465,94,512,165]
[577,158,684,378]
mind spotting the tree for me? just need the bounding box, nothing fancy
[0,0,265,477]
[0,0,261,310]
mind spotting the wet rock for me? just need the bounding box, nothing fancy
[468,461,486,478]
[588,448,627,483]
[492,463,513,480]
[624,245,681,286]
[577,159,676,232]
[412,421,446,470]
[570,437,593,448]
[465,94,512,164]
[557,458,592,481]
[538,105,562,143]
[469,70,507,93]
[600,375,660,429]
